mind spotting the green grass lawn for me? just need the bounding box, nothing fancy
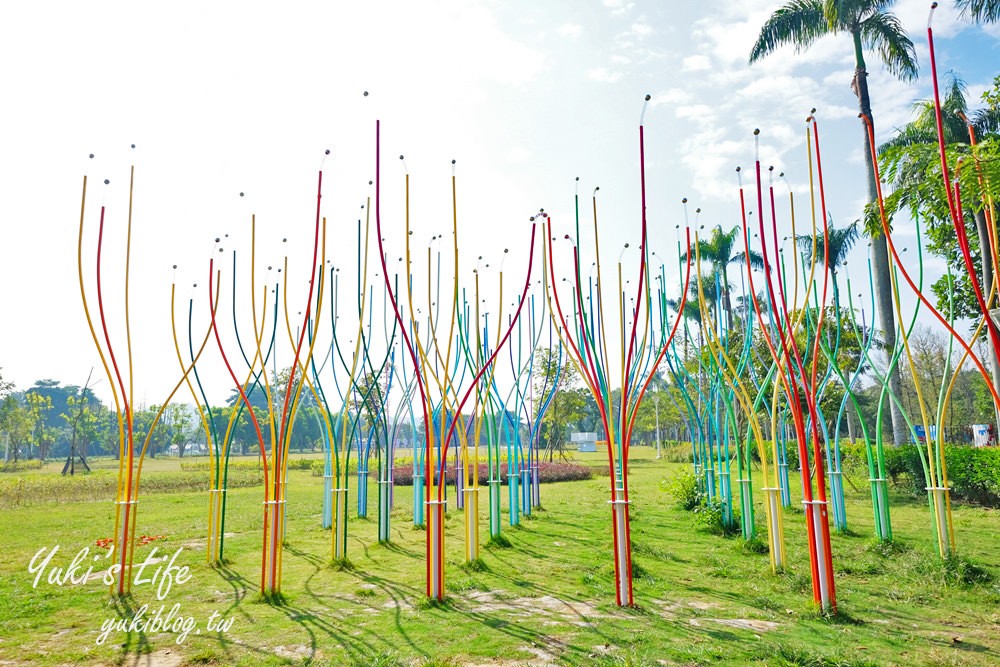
[1,448,998,666]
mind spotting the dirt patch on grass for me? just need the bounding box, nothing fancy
[689,617,779,632]
[460,590,614,623]
[85,649,185,667]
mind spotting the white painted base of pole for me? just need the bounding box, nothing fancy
[427,499,446,600]
[609,499,633,607]
[803,499,834,612]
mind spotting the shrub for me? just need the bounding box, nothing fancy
[835,442,1000,508]
[658,442,694,463]
[660,468,700,510]
[693,498,742,536]
[390,461,591,486]
[943,445,1000,507]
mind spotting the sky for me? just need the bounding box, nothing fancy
[1,0,998,408]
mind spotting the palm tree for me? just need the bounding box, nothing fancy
[683,225,764,331]
[749,0,918,444]
[956,0,1000,22]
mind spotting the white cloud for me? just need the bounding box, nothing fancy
[506,145,532,163]
[682,55,711,72]
[588,67,623,83]
[556,23,582,38]
[603,0,634,15]
[630,22,653,37]
[650,88,694,106]
[675,104,715,125]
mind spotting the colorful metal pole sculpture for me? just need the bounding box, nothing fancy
[842,264,893,542]
[528,319,563,510]
[207,163,324,596]
[544,96,692,607]
[77,156,212,595]
[691,225,786,570]
[171,279,230,563]
[373,121,536,599]
[856,4,1000,558]
[455,266,501,550]
[740,124,837,612]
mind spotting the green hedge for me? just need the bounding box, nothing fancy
[179,457,316,472]
[837,442,1000,508]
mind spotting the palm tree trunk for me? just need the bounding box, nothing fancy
[974,209,1000,429]
[856,61,907,445]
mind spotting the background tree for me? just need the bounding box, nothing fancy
[2,401,32,464]
[798,219,866,438]
[531,348,591,461]
[879,75,1000,426]
[956,0,1000,23]
[750,0,919,443]
[683,225,763,330]
[61,388,98,474]
[24,392,55,460]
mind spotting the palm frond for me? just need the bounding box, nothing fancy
[731,250,765,271]
[955,0,1000,23]
[972,107,1000,136]
[749,0,828,63]
[804,219,861,273]
[859,11,918,81]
